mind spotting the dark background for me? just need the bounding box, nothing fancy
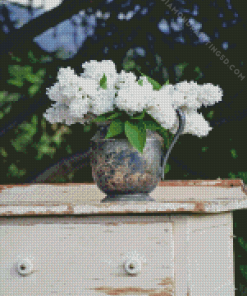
[0,0,246,293]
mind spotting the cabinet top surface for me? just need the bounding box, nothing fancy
[0,179,246,216]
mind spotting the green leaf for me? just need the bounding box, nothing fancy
[144,75,161,90]
[100,73,107,89]
[66,145,72,154]
[230,149,238,159]
[144,119,170,149]
[164,79,169,85]
[28,84,40,97]
[26,73,41,84]
[138,79,143,86]
[11,55,21,62]
[107,112,122,120]
[239,237,247,252]
[240,266,247,282]
[0,147,7,157]
[137,70,162,90]
[207,111,214,119]
[36,68,46,78]
[105,119,124,139]
[194,66,203,80]
[228,172,236,179]
[123,60,136,71]
[28,50,38,63]
[7,163,26,178]
[124,120,146,153]
[83,124,91,132]
[164,164,170,174]
[143,120,161,131]
[93,114,108,123]
[7,78,24,87]
[131,110,146,120]
[195,66,201,73]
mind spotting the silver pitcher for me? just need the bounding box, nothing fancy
[90,108,186,202]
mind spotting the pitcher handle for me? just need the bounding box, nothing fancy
[160,108,186,180]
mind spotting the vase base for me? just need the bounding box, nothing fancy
[101,193,156,203]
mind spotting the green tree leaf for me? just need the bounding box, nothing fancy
[28,84,40,97]
[230,149,238,159]
[239,237,247,252]
[7,78,24,87]
[28,50,38,63]
[107,112,122,120]
[124,120,146,153]
[105,119,124,138]
[26,73,41,84]
[165,163,170,174]
[100,73,107,89]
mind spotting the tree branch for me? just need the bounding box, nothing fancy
[0,0,105,56]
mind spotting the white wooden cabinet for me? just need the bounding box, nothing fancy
[0,179,246,295]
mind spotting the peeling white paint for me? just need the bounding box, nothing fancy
[1,200,247,215]
[0,183,237,295]
[0,205,68,215]
[0,183,247,215]
[0,217,174,295]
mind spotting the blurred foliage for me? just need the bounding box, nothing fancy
[0,45,246,184]
[0,2,246,293]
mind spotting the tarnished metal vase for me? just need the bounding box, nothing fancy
[90,108,185,203]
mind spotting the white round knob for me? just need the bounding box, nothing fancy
[124,258,141,275]
[17,258,33,276]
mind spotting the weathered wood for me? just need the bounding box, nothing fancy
[0,216,174,295]
[187,213,234,295]
[0,180,240,295]
[0,179,246,215]
[171,213,234,295]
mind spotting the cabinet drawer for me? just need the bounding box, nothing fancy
[0,216,174,296]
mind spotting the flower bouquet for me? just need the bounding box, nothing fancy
[44,60,223,202]
[44,60,223,152]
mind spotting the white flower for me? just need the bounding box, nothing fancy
[115,70,137,89]
[57,67,76,87]
[170,109,212,137]
[44,102,87,125]
[197,83,223,107]
[46,82,61,103]
[77,77,99,98]
[172,80,202,110]
[138,75,158,89]
[115,81,153,114]
[57,68,86,100]
[146,85,177,129]
[59,76,85,101]
[44,60,222,135]
[81,60,118,89]
[46,72,86,105]
[69,97,89,118]
[90,89,115,115]
[46,70,99,107]
[43,103,73,125]
[158,83,175,95]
